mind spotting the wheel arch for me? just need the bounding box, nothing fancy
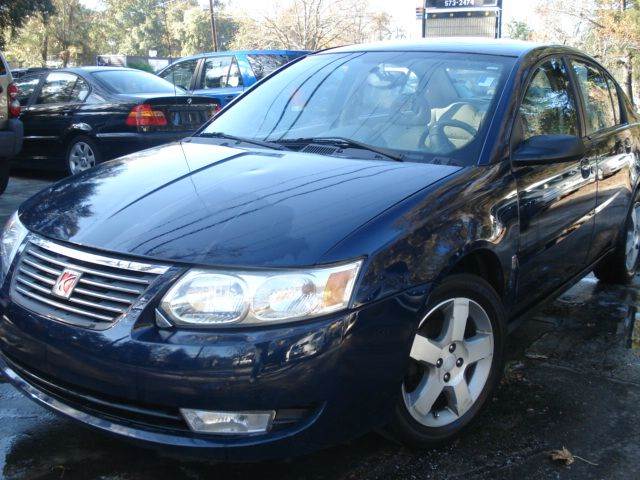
[441,246,507,300]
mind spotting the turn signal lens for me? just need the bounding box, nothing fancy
[125,104,167,127]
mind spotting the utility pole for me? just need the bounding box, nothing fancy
[209,0,218,52]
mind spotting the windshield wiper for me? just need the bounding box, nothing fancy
[199,132,289,151]
[280,136,404,162]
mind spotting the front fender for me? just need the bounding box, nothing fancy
[321,164,519,311]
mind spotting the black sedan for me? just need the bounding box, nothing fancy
[12,67,217,174]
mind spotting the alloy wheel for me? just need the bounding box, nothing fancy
[402,297,494,428]
[625,202,640,273]
[68,141,96,175]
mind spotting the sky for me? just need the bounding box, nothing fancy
[79,0,544,38]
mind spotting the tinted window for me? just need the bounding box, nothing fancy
[202,52,514,166]
[93,70,181,94]
[15,76,41,106]
[159,59,197,90]
[247,54,295,80]
[519,59,578,140]
[571,60,616,134]
[606,76,622,124]
[202,56,242,89]
[36,72,78,104]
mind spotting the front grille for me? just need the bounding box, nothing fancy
[10,236,169,329]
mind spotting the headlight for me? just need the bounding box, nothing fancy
[0,211,28,283]
[160,260,362,327]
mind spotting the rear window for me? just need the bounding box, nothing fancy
[93,69,183,94]
[247,54,296,80]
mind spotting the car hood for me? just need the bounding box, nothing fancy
[19,139,460,267]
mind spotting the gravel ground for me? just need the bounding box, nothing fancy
[1,172,639,480]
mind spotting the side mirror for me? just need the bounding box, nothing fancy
[512,134,585,165]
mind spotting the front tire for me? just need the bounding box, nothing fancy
[385,274,506,448]
[66,135,101,176]
[593,200,640,284]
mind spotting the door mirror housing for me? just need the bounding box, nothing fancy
[512,134,585,165]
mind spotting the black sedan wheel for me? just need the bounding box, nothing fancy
[66,136,101,175]
[385,274,506,447]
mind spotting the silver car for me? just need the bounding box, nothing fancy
[0,52,23,194]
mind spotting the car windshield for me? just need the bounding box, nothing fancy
[92,69,184,94]
[200,51,514,166]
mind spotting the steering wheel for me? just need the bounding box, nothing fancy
[419,118,478,152]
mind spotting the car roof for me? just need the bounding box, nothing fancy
[62,66,148,75]
[177,49,310,62]
[323,38,579,59]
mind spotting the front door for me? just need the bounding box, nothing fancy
[511,57,597,308]
[21,72,84,162]
[570,59,635,260]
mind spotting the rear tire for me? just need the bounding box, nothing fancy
[384,274,506,448]
[0,158,9,195]
[593,200,640,285]
[66,135,102,176]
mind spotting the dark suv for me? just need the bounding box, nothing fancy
[1,40,638,460]
[0,53,23,194]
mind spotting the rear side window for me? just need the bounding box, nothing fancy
[571,60,617,134]
[0,57,6,75]
[15,76,41,106]
[519,58,579,140]
[159,59,198,90]
[36,72,78,105]
[246,54,294,80]
[201,56,243,89]
[606,76,622,124]
[70,76,90,102]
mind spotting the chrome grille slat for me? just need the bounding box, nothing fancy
[15,286,115,322]
[27,249,151,285]
[10,236,170,329]
[78,278,144,295]
[18,267,56,285]
[22,257,62,277]
[72,287,134,304]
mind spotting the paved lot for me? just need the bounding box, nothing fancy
[1,172,639,480]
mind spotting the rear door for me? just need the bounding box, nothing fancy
[569,59,635,260]
[157,58,199,92]
[512,56,597,307]
[191,55,243,107]
[20,72,87,161]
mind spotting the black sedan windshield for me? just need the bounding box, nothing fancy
[92,69,184,94]
[200,51,514,166]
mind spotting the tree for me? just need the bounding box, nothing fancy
[230,0,391,51]
[506,20,533,41]
[0,0,54,50]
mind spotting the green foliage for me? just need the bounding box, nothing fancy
[507,20,533,41]
[0,0,54,50]
[127,59,154,72]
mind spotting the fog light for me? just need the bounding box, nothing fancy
[180,409,275,435]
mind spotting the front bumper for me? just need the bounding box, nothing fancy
[0,119,24,158]
[0,282,422,460]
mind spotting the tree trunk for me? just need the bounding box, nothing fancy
[41,14,49,68]
[625,51,634,106]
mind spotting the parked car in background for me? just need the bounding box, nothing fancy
[1,39,639,461]
[158,50,309,109]
[12,67,217,174]
[0,52,23,194]
[11,67,50,81]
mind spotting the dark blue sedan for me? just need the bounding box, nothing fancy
[1,39,639,460]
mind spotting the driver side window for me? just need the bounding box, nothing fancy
[519,59,578,141]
